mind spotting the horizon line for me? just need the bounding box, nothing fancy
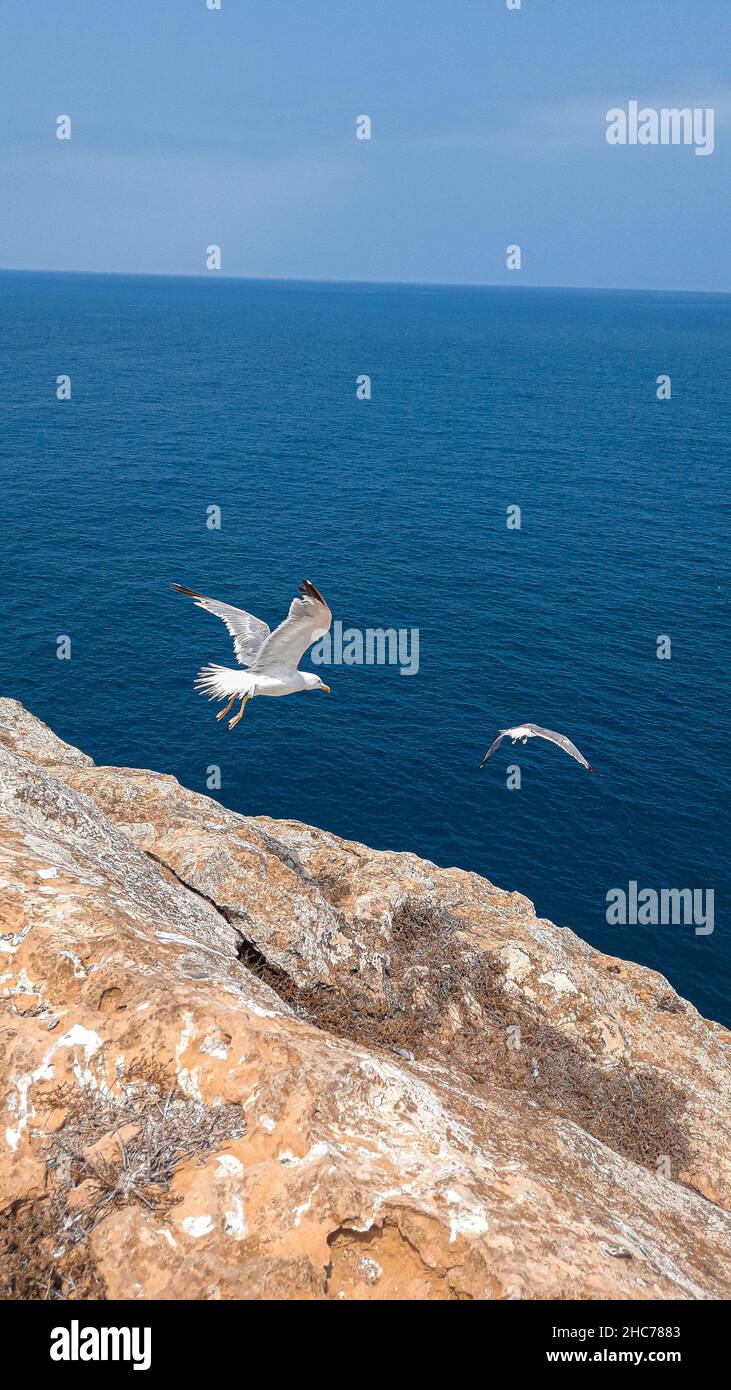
[0,265,729,297]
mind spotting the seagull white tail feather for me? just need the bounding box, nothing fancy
[194,664,253,701]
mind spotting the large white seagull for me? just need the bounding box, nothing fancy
[173,578,332,729]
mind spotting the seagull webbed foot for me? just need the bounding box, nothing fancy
[228,695,249,730]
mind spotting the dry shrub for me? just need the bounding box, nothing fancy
[0,1195,106,1300]
[0,1061,245,1302]
[273,899,691,1178]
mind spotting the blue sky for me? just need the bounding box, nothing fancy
[1,0,729,290]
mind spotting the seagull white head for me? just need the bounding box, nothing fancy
[303,673,330,693]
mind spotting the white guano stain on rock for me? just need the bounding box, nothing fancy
[223,1195,247,1239]
[5,1025,102,1150]
[180,1215,214,1239]
[174,1013,203,1101]
[443,1187,491,1244]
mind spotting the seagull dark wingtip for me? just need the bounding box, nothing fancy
[299,578,327,605]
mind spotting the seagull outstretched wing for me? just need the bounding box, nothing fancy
[478,732,508,768]
[172,584,270,667]
[252,579,332,674]
[523,725,596,772]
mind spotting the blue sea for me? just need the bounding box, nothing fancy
[1,271,729,1027]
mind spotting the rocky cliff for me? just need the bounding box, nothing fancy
[0,698,729,1300]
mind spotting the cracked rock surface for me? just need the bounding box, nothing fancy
[0,698,729,1300]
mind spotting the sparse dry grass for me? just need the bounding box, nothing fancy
[0,1061,245,1301]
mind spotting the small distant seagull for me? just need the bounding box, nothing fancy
[479,724,596,773]
[172,579,332,729]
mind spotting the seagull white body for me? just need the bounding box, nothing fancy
[479,723,596,773]
[202,667,315,700]
[503,724,533,741]
[173,578,332,729]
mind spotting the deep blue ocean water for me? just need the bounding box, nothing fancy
[1,271,729,1026]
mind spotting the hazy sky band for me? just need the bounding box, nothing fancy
[1,0,729,291]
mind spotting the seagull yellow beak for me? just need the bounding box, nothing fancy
[320,684,330,693]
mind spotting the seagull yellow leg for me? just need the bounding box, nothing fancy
[228,694,250,730]
[216,694,237,721]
